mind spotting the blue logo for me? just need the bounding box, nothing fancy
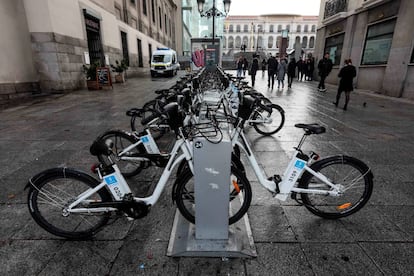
[104,176,117,185]
[141,136,149,143]
[294,160,305,169]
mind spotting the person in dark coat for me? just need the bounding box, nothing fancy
[333,59,357,110]
[296,57,305,81]
[236,56,243,78]
[261,58,267,77]
[307,57,315,81]
[250,56,259,86]
[317,53,333,91]
[242,57,249,77]
[267,54,278,89]
[287,57,296,88]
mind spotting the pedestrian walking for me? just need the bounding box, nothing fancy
[250,55,259,86]
[287,57,296,88]
[307,57,315,81]
[267,54,278,89]
[317,53,333,91]
[277,58,287,89]
[261,58,267,77]
[296,57,305,81]
[236,56,243,78]
[242,57,249,77]
[333,58,356,111]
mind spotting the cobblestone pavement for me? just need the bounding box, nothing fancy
[0,71,413,275]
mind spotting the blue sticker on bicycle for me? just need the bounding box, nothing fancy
[104,176,117,185]
[141,136,149,143]
[294,160,305,169]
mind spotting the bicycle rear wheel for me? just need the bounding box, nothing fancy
[174,166,252,225]
[97,130,145,177]
[299,156,373,219]
[27,168,112,239]
[252,100,285,136]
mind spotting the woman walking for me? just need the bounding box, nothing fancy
[333,59,356,110]
[250,56,259,86]
[287,57,296,88]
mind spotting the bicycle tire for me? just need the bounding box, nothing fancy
[298,155,374,219]
[252,100,285,136]
[27,168,112,239]
[174,166,252,225]
[97,130,145,177]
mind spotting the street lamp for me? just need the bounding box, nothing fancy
[197,0,231,45]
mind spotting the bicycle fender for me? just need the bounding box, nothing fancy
[25,167,100,190]
[298,155,374,189]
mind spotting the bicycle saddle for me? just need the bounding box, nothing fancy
[294,123,326,134]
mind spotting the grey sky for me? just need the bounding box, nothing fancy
[227,0,321,16]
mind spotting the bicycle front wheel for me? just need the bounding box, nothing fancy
[97,130,145,177]
[174,166,252,225]
[27,168,112,239]
[252,101,285,136]
[299,156,373,219]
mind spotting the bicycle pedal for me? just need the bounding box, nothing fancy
[268,175,282,193]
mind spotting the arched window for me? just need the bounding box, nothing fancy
[309,36,315,48]
[243,24,248,32]
[302,36,308,48]
[304,25,309,32]
[295,36,301,44]
[311,25,316,32]
[243,36,249,48]
[235,36,241,48]
[229,25,234,33]
[296,25,301,32]
[269,25,274,32]
[268,36,274,48]
[278,24,282,32]
[257,36,263,48]
[236,25,241,32]
[228,36,234,48]
[223,37,227,48]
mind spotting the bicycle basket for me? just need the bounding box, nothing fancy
[238,95,255,120]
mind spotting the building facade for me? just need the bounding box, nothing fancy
[0,0,182,103]
[223,15,318,58]
[315,0,414,99]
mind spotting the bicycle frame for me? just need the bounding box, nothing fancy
[231,125,342,201]
[67,136,194,214]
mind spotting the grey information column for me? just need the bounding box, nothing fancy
[193,134,231,239]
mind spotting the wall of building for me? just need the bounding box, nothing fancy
[315,0,414,99]
[0,0,39,104]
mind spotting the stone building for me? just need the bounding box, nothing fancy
[0,0,182,103]
[315,0,414,99]
[223,15,318,59]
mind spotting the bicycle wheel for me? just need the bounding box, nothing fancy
[27,168,112,239]
[133,100,168,140]
[174,166,252,225]
[97,130,145,177]
[299,155,373,219]
[252,100,285,136]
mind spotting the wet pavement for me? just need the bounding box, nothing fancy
[0,71,413,275]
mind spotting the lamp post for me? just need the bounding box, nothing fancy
[197,0,231,45]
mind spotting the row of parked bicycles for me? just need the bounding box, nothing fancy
[26,67,374,239]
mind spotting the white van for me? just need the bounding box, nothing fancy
[150,48,180,77]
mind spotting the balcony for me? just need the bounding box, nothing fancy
[323,0,348,25]
[362,0,389,9]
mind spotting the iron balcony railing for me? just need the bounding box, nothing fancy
[324,0,348,19]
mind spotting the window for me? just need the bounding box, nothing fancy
[115,6,122,20]
[137,39,143,67]
[159,7,162,29]
[302,36,308,48]
[243,25,248,32]
[229,25,234,32]
[411,47,414,63]
[286,25,290,32]
[223,37,227,48]
[258,25,263,33]
[297,25,301,32]
[165,14,167,33]
[121,31,129,65]
[242,36,248,48]
[268,36,273,48]
[269,25,274,33]
[277,25,282,32]
[277,36,281,48]
[142,0,147,16]
[236,25,241,32]
[311,25,316,32]
[235,36,241,48]
[148,43,152,64]
[324,33,345,65]
[228,36,234,48]
[151,0,155,23]
[304,25,309,32]
[131,17,137,29]
[361,19,396,65]
[309,36,315,48]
